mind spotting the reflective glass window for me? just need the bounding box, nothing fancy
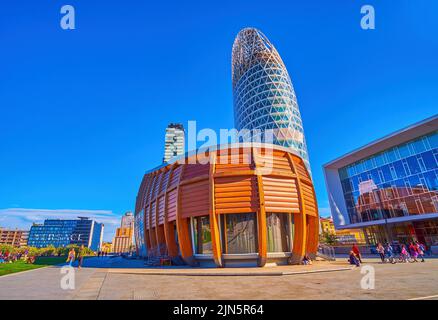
[406,156,421,175]
[221,213,257,254]
[266,213,294,252]
[398,144,411,158]
[421,151,437,170]
[427,132,438,149]
[193,216,212,254]
[412,138,426,153]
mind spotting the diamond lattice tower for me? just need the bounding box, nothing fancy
[232,28,311,174]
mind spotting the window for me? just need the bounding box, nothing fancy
[266,213,294,252]
[192,216,212,254]
[221,213,257,254]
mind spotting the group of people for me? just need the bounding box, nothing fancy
[349,241,427,267]
[66,245,85,269]
[0,250,34,264]
[0,251,20,264]
[375,241,426,263]
[97,250,108,257]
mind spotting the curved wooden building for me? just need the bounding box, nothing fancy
[134,144,319,267]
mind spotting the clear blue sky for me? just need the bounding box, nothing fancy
[1,1,437,240]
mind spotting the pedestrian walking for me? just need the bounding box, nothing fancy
[385,243,395,263]
[400,244,409,262]
[409,242,418,262]
[376,243,385,262]
[415,241,425,262]
[77,245,85,269]
[66,248,76,267]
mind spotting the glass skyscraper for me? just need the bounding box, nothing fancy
[28,217,103,251]
[232,28,311,173]
[163,123,185,163]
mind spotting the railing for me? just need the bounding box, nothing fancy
[145,243,170,266]
[317,243,336,261]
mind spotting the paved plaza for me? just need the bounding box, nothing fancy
[0,256,437,300]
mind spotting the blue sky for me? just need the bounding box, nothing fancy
[1,1,437,241]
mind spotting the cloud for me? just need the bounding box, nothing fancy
[0,208,121,242]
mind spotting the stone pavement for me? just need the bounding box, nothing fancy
[0,256,437,300]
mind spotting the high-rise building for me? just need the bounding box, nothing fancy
[324,115,438,247]
[121,211,134,229]
[163,123,185,163]
[27,217,104,251]
[112,227,134,253]
[0,228,29,247]
[112,212,135,253]
[232,28,311,173]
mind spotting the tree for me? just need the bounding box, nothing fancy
[320,231,338,246]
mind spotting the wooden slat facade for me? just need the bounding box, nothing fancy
[134,144,319,267]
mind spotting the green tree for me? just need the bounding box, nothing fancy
[320,232,338,246]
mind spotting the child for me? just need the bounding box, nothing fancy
[66,248,76,267]
[400,245,409,263]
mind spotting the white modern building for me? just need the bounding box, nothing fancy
[324,115,438,247]
[163,123,185,163]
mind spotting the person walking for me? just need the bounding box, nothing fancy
[376,243,385,262]
[385,243,395,264]
[67,248,76,267]
[77,245,85,269]
[352,244,362,263]
[400,244,409,262]
[409,242,418,262]
[416,241,426,262]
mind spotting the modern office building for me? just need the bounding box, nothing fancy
[112,227,134,253]
[232,28,311,174]
[0,228,29,247]
[28,217,104,251]
[163,123,185,163]
[112,212,135,253]
[135,144,319,267]
[324,115,438,247]
[121,211,134,229]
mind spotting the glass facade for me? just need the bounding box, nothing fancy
[28,217,103,250]
[192,216,212,254]
[266,213,294,252]
[134,210,147,256]
[363,220,438,248]
[89,222,103,251]
[338,131,438,224]
[221,213,258,254]
[232,28,311,173]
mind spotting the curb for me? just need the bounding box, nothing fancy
[108,266,354,277]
